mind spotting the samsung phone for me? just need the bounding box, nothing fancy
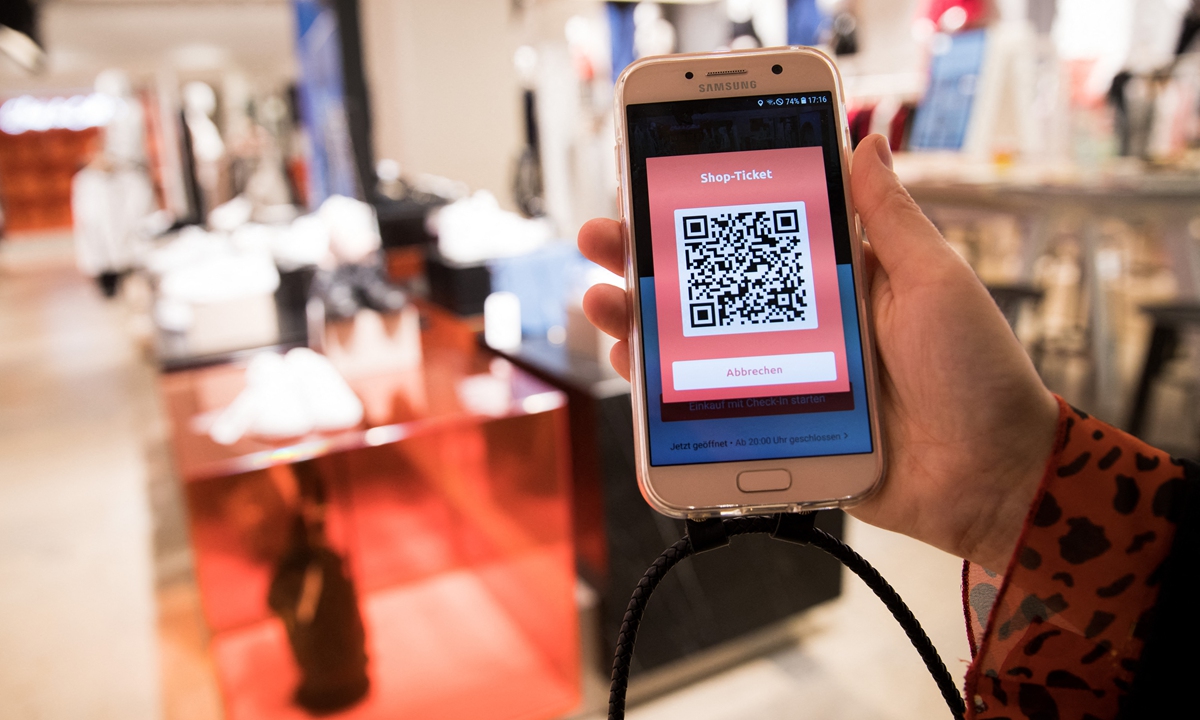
[614,47,884,518]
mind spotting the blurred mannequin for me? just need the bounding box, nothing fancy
[221,72,256,196]
[97,69,147,166]
[183,81,227,216]
[244,94,295,212]
[71,69,156,297]
[244,125,294,211]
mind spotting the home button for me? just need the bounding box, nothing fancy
[737,469,792,493]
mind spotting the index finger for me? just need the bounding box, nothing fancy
[578,218,625,277]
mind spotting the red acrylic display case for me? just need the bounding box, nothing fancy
[160,305,580,720]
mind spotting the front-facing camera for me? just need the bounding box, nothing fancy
[771,64,783,75]
[685,71,694,79]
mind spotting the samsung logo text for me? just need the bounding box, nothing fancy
[698,80,757,93]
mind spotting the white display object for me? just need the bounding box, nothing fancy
[484,291,523,351]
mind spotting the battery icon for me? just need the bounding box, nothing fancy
[801,97,807,104]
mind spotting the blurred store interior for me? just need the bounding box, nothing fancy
[2,0,1199,719]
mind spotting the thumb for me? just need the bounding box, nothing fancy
[851,135,954,279]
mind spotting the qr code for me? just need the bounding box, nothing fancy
[675,201,817,337]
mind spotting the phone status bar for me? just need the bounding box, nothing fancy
[758,94,829,107]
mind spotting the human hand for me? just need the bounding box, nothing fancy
[578,134,1059,572]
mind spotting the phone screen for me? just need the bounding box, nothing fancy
[626,91,874,467]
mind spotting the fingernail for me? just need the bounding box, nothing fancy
[875,135,893,171]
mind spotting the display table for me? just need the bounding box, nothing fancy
[493,339,845,677]
[897,155,1200,421]
[160,304,579,720]
[898,157,1200,296]
[155,268,313,372]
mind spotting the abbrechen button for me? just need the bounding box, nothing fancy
[737,469,792,493]
[673,352,836,392]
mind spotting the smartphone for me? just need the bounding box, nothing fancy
[614,47,884,518]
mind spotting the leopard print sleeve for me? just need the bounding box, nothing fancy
[961,396,1189,720]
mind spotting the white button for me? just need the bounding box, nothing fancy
[672,352,836,391]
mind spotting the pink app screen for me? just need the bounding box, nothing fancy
[646,146,850,404]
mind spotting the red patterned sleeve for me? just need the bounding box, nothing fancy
[962,396,1187,719]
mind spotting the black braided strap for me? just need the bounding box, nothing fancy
[607,514,966,720]
[805,528,967,719]
[607,536,692,720]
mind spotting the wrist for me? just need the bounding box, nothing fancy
[960,392,1066,572]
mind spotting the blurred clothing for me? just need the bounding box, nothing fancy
[70,164,154,279]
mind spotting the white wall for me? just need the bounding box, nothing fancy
[356,0,932,213]
[0,0,297,94]
[359,0,525,207]
[836,0,924,90]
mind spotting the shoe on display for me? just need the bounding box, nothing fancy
[285,348,364,432]
[208,350,364,444]
[352,260,407,314]
[312,259,407,320]
[243,352,315,439]
[313,266,361,321]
